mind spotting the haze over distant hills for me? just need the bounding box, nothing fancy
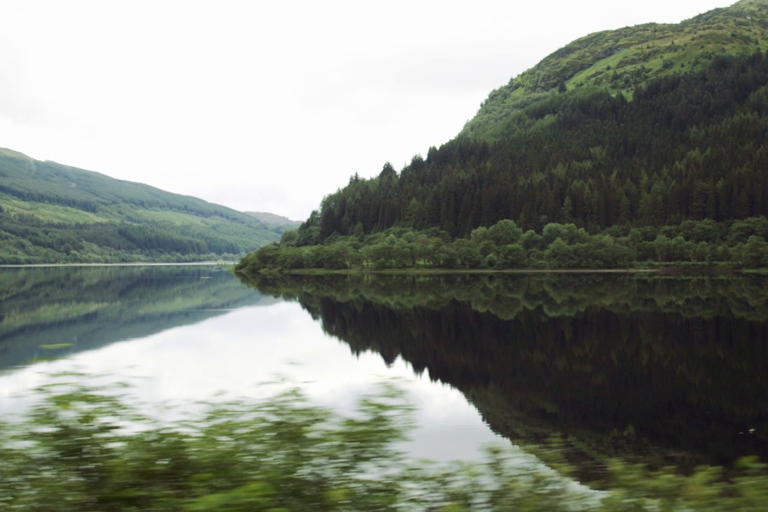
[244,211,301,228]
[0,148,283,264]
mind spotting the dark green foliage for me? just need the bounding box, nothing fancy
[238,48,768,272]
[235,217,767,273]
[285,50,768,247]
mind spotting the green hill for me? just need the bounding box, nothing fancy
[236,0,768,273]
[462,0,768,142]
[0,149,282,263]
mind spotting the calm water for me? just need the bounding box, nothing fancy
[0,266,505,463]
[2,266,768,474]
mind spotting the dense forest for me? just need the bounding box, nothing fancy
[238,48,768,273]
[312,52,768,237]
[238,0,768,273]
[0,150,286,263]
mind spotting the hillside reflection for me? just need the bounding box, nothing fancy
[0,266,269,370]
[243,272,768,470]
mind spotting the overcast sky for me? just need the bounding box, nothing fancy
[0,0,735,221]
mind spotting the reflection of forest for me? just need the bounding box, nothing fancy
[0,266,268,370]
[245,273,768,468]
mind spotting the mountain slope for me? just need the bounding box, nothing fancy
[0,150,281,263]
[462,0,768,142]
[236,0,768,272]
[295,0,768,237]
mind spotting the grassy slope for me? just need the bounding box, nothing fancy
[462,0,768,142]
[0,150,281,262]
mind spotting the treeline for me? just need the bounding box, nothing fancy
[295,51,768,244]
[235,216,768,272]
[0,211,249,264]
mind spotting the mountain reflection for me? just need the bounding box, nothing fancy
[243,272,768,469]
[0,266,269,370]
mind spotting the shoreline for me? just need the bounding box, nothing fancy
[241,266,755,276]
[0,261,236,268]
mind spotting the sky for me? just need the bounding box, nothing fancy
[0,0,736,221]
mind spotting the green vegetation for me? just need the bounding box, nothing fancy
[463,0,768,142]
[2,374,768,510]
[0,151,283,263]
[236,217,768,273]
[238,1,768,274]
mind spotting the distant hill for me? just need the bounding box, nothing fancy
[244,211,301,228]
[0,149,281,264]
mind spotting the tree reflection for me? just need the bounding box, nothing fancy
[242,273,768,469]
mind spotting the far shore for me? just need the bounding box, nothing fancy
[0,261,236,268]
[243,266,757,276]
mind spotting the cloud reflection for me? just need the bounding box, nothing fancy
[0,300,505,463]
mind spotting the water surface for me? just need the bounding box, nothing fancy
[0,266,504,463]
[3,266,768,474]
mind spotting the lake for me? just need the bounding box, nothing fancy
[0,265,507,464]
[2,266,768,490]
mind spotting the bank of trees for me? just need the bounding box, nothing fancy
[235,217,768,273]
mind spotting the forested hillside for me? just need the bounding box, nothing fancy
[0,149,282,263]
[311,52,768,236]
[463,0,768,141]
[237,0,768,273]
